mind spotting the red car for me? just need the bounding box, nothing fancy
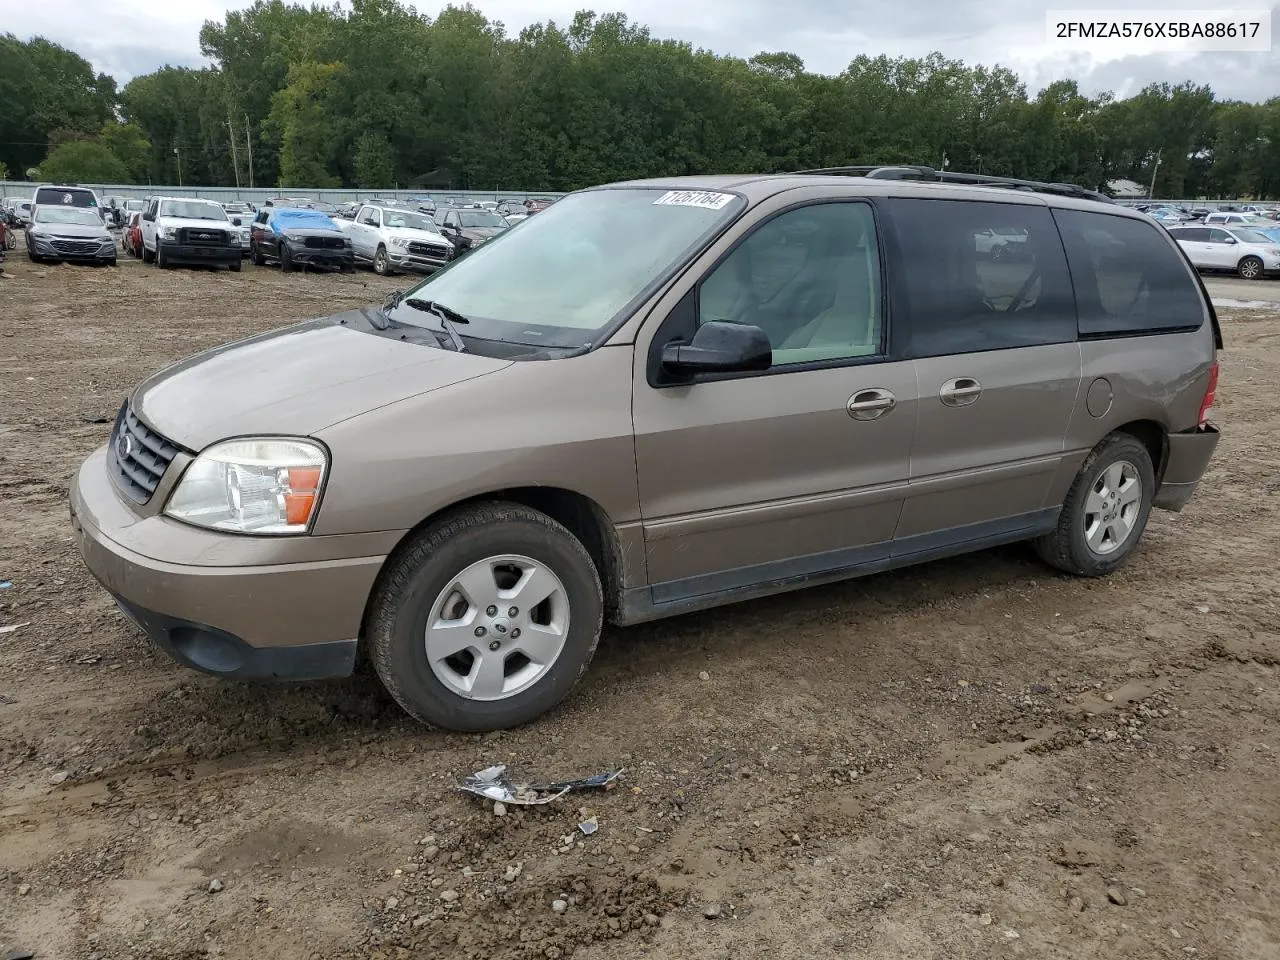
[123,212,143,258]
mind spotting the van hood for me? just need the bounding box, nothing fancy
[132,310,511,451]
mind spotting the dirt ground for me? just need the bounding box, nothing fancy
[2,238,1279,960]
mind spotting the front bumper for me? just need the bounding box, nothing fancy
[160,242,241,265]
[389,248,453,271]
[286,243,354,269]
[69,447,394,681]
[1153,424,1221,511]
[30,237,116,261]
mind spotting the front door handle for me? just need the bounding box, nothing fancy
[939,377,982,407]
[847,388,896,421]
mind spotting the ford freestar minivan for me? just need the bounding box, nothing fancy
[70,167,1222,731]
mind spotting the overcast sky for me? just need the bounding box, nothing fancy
[7,0,1278,102]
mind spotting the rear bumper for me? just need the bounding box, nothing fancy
[1154,424,1221,511]
[69,447,391,680]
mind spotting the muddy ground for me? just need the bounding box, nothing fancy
[2,239,1279,960]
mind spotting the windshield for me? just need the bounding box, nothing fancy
[1233,229,1274,244]
[459,210,507,228]
[36,207,103,226]
[125,200,147,211]
[384,210,437,231]
[159,200,228,221]
[392,187,744,348]
[223,203,250,214]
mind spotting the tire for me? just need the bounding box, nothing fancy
[1035,433,1155,577]
[368,502,603,731]
[373,245,391,276]
[155,243,168,269]
[142,243,155,264]
[280,245,294,273]
[228,258,241,273]
[251,242,266,267]
[1238,256,1264,280]
[107,258,117,268]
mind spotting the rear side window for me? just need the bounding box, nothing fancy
[1053,210,1204,337]
[888,199,1077,358]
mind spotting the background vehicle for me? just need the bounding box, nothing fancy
[338,203,454,274]
[250,206,354,272]
[122,212,144,258]
[25,205,116,266]
[32,184,102,221]
[437,207,508,254]
[140,196,242,271]
[1167,224,1280,279]
[523,197,555,214]
[1203,212,1269,227]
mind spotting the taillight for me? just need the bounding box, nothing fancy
[1198,359,1219,426]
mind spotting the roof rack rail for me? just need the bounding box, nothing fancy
[791,164,1114,204]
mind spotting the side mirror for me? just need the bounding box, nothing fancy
[1224,236,1238,244]
[661,320,772,375]
[142,212,154,222]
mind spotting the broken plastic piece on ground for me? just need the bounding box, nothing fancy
[459,764,624,806]
[0,581,12,589]
[0,694,16,704]
[0,622,29,635]
[579,817,599,835]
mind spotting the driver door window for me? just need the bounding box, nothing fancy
[696,202,883,366]
[359,209,380,227]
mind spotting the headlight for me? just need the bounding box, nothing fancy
[391,237,409,248]
[165,438,328,535]
[162,226,177,240]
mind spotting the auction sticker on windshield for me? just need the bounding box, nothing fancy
[652,190,735,210]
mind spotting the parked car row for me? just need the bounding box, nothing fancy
[1166,223,1280,280]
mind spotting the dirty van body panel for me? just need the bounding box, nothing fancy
[314,342,644,571]
[900,343,1081,538]
[131,311,511,449]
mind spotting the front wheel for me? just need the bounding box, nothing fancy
[280,245,294,273]
[1238,255,1264,280]
[373,245,391,275]
[251,242,265,266]
[155,243,169,269]
[1035,433,1155,577]
[367,503,603,731]
[228,258,241,273]
[141,243,155,264]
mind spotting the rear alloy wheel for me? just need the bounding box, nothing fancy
[1238,255,1264,280]
[368,502,603,731]
[1035,433,1155,577]
[373,245,391,275]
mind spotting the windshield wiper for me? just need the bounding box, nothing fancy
[402,298,469,352]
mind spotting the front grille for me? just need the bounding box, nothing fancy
[177,227,228,245]
[304,236,346,250]
[408,241,450,258]
[51,238,102,256]
[107,403,181,504]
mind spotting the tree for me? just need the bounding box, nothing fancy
[354,132,394,187]
[37,140,130,183]
[100,122,152,180]
[271,61,345,187]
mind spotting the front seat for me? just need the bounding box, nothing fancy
[778,224,878,356]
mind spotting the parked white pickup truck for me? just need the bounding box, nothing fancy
[337,204,455,275]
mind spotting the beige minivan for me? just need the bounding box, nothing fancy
[70,167,1222,731]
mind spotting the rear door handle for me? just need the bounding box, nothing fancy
[939,377,982,407]
[847,388,896,421]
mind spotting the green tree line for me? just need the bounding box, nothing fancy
[4,0,1280,197]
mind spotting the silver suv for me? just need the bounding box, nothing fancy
[70,166,1222,731]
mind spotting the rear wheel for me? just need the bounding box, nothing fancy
[1238,255,1264,280]
[368,502,603,731]
[1035,433,1155,577]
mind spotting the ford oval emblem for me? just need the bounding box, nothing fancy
[117,432,133,462]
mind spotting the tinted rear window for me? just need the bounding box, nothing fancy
[35,187,97,208]
[1053,210,1204,337]
[888,198,1077,358]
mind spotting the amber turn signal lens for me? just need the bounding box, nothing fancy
[284,467,322,527]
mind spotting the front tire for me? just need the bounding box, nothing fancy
[368,503,603,731]
[228,258,241,273]
[280,245,294,272]
[142,243,155,264]
[155,242,169,269]
[373,245,391,276]
[251,242,265,266]
[1035,433,1155,577]
[1238,256,1264,280]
